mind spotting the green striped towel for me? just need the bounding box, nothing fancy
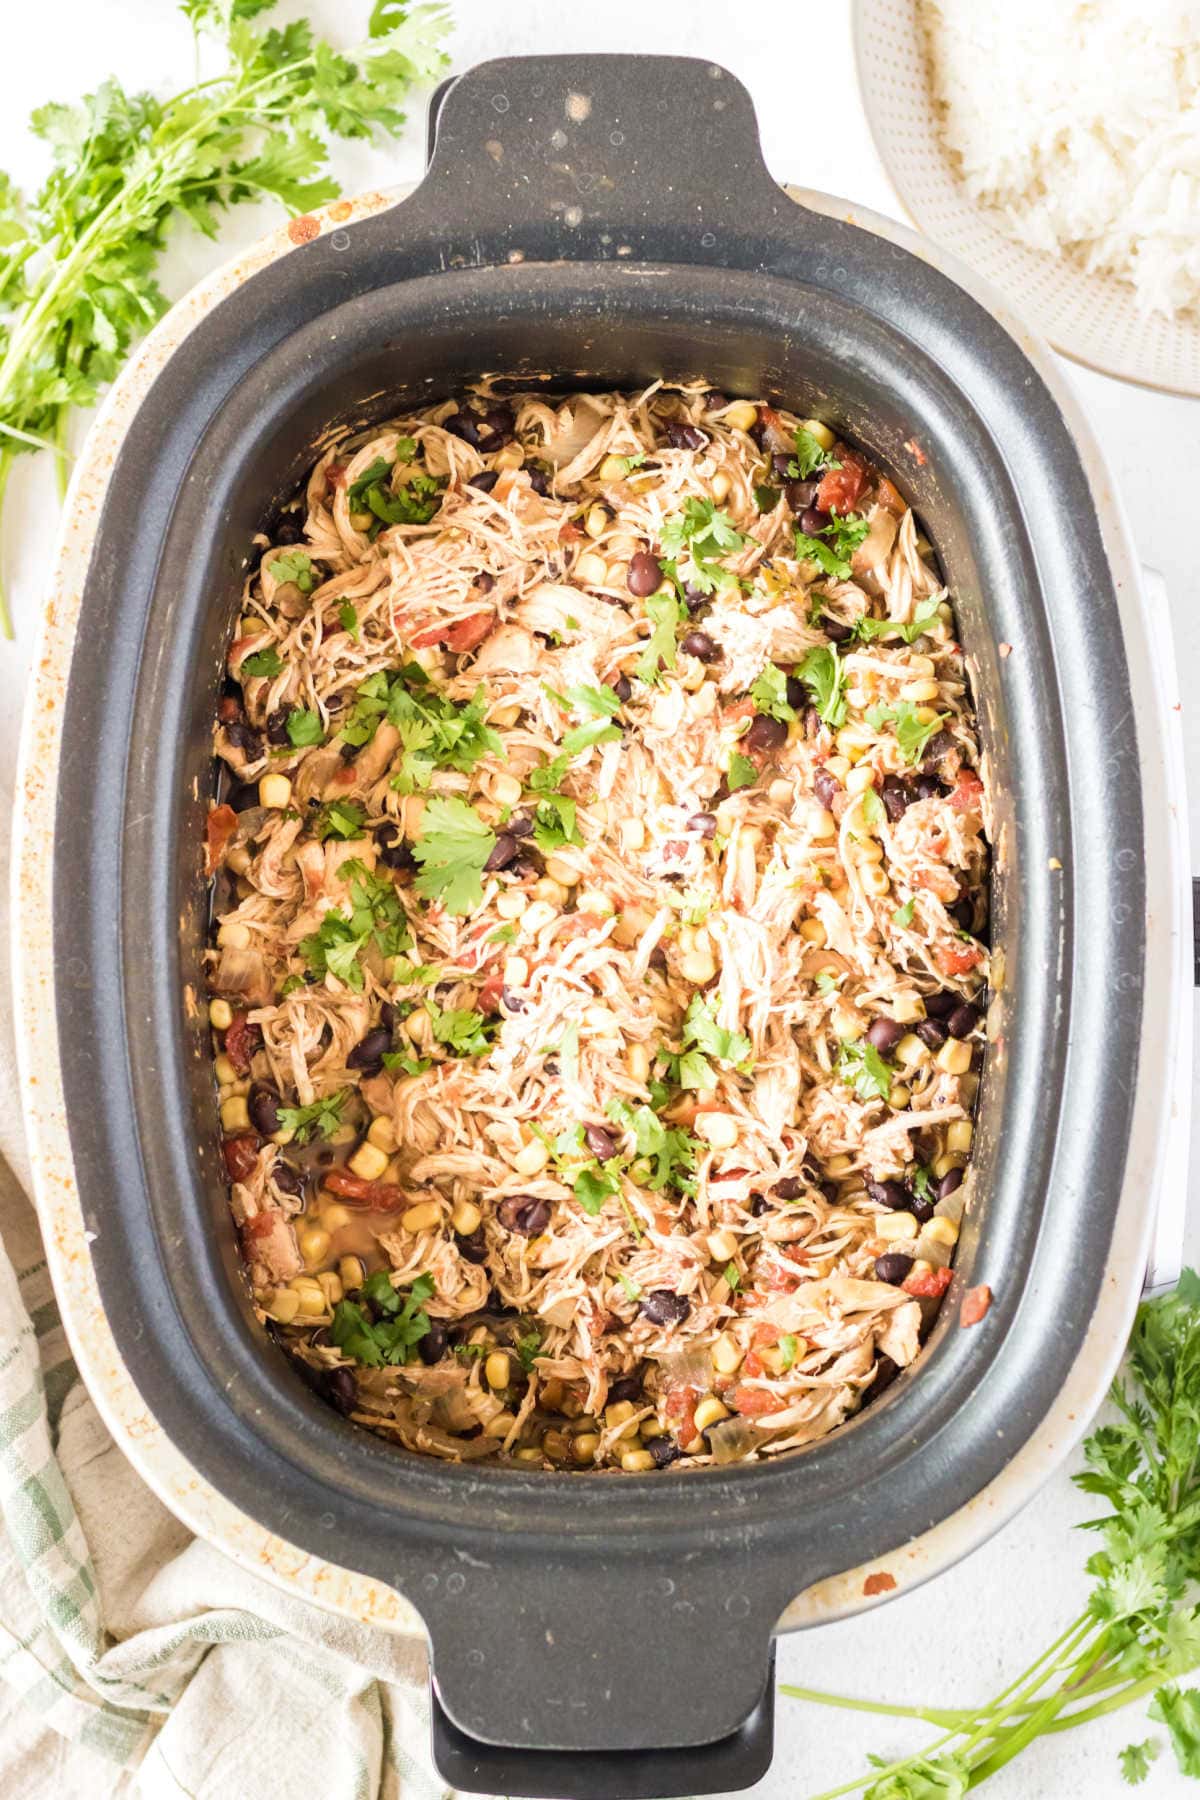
[0,1152,452,1799]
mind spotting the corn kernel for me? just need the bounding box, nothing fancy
[937,1038,973,1075]
[348,1140,390,1182]
[605,1401,639,1438]
[496,889,528,919]
[710,470,732,502]
[924,1215,960,1247]
[521,900,558,934]
[220,1095,250,1132]
[619,817,646,853]
[494,442,524,470]
[826,1152,855,1176]
[832,1001,865,1041]
[401,1200,442,1233]
[811,808,838,841]
[366,1115,397,1153]
[846,765,877,797]
[945,1119,974,1154]
[534,877,568,907]
[693,1395,730,1432]
[877,1211,918,1240]
[513,1136,549,1176]
[266,1288,301,1325]
[933,1151,968,1179]
[891,994,925,1023]
[860,864,891,897]
[490,701,522,729]
[259,772,292,809]
[711,1331,743,1376]
[451,1198,482,1237]
[723,400,759,432]
[318,1270,343,1307]
[487,770,523,808]
[801,418,835,450]
[900,678,940,703]
[600,453,631,480]
[895,1033,930,1070]
[888,1083,911,1110]
[485,1351,512,1390]
[680,950,717,985]
[695,1112,739,1149]
[621,1449,656,1472]
[503,954,530,989]
[299,1224,330,1266]
[799,918,827,946]
[575,888,614,917]
[209,998,234,1030]
[213,1053,239,1086]
[295,1283,328,1318]
[216,920,251,950]
[584,503,609,539]
[706,1228,739,1263]
[338,1255,365,1290]
[574,550,607,587]
[320,1203,352,1232]
[484,1412,516,1439]
[625,1042,650,1084]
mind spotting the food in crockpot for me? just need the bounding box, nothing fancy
[204,384,990,1470]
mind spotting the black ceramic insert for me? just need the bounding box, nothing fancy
[52,55,1145,1799]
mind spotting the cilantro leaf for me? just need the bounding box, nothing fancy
[528,752,569,794]
[683,993,752,1071]
[316,799,366,841]
[606,1098,698,1195]
[750,663,796,724]
[285,707,323,748]
[564,682,622,718]
[330,1270,434,1367]
[277,1088,349,1143]
[727,752,758,792]
[339,601,360,640]
[574,1163,620,1216]
[348,453,443,529]
[794,513,869,581]
[427,1000,496,1059]
[867,701,949,766]
[412,796,496,915]
[605,452,646,477]
[241,646,283,680]
[267,549,315,593]
[837,1038,892,1102]
[797,644,847,727]
[1119,1738,1158,1784]
[531,793,578,855]
[516,1328,543,1373]
[298,910,368,989]
[1150,1687,1200,1777]
[892,897,916,927]
[754,483,780,513]
[347,456,392,512]
[637,588,686,685]
[659,497,750,596]
[815,970,839,995]
[788,427,839,481]
[852,599,942,645]
[778,1333,798,1371]
[561,716,621,757]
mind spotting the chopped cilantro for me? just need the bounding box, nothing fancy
[562,716,621,757]
[754,483,780,513]
[489,922,518,945]
[659,497,750,596]
[339,601,360,640]
[528,752,569,794]
[750,662,796,723]
[851,599,941,645]
[722,1262,741,1291]
[381,1051,431,1076]
[427,1000,496,1059]
[348,454,443,530]
[267,549,315,593]
[797,643,847,727]
[606,1098,698,1195]
[516,1329,543,1373]
[727,752,758,791]
[867,700,949,765]
[285,708,323,748]
[788,427,839,481]
[316,799,366,840]
[910,1165,937,1209]
[778,1333,799,1371]
[564,682,623,718]
[334,665,500,791]
[241,645,283,680]
[606,452,646,477]
[815,970,840,995]
[298,911,369,989]
[531,792,579,854]
[836,1039,892,1102]
[574,1162,621,1216]
[636,588,686,685]
[794,513,869,581]
[330,1270,433,1367]
[892,897,916,927]
[859,787,884,829]
[683,993,752,1071]
[615,1270,642,1301]
[412,796,497,915]
[1118,1739,1158,1785]
[277,1088,349,1143]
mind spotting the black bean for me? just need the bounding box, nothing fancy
[813,767,841,811]
[608,1371,644,1404]
[510,854,542,880]
[325,692,344,713]
[528,468,550,496]
[866,1017,904,1054]
[225,720,263,760]
[325,1366,358,1414]
[915,775,946,801]
[922,730,956,770]
[703,390,727,412]
[881,774,911,822]
[911,1194,935,1226]
[409,1322,445,1368]
[457,1226,489,1264]
[682,582,708,611]
[446,409,482,445]
[771,452,794,479]
[339,739,358,762]
[947,1002,979,1040]
[666,422,708,451]
[501,988,525,1013]
[469,469,499,494]
[916,1018,948,1050]
[248,1084,281,1136]
[687,811,717,839]
[347,1026,392,1073]
[951,897,976,933]
[865,1353,900,1399]
[627,550,662,597]
[773,1176,803,1200]
[473,570,495,596]
[780,675,803,714]
[274,519,302,546]
[498,1195,551,1237]
[646,1435,682,1467]
[266,707,291,746]
[924,990,958,1019]
[784,478,818,513]
[226,780,260,813]
[648,945,669,974]
[938,1167,964,1202]
[485,833,519,872]
[639,1290,691,1327]
[612,674,633,703]
[799,506,831,536]
[374,822,415,871]
[746,713,787,754]
[584,1123,618,1162]
[679,629,718,662]
[749,1193,768,1217]
[380,1002,397,1032]
[874,1253,913,1285]
[867,1179,909,1211]
[819,612,853,644]
[483,403,515,440]
[272,1161,303,1198]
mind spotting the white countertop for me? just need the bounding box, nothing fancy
[1,4,1196,1795]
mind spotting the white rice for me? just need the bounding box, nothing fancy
[919,0,1200,318]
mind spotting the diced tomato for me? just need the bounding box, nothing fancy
[937,941,984,977]
[729,1385,788,1417]
[949,770,984,813]
[960,1284,993,1328]
[410,611,496,655]
[559,520,583,544]
[663,1386,699,1444]
[761,1260,803,1293]
[205,803,238,876]
[757,405,790,452]
[742,1350,766,1378]
[223,1011,260,1074]
[558,911,608,939]
[902,1265,953,1299]
[875,476,905,516]
[477,971,505,1015]
[323,1170,408,1211]
[222,1134,260,1182]
[217,695,243,725]
[817,449,868,516]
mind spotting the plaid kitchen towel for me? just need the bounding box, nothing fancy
[0,1149,452,1800]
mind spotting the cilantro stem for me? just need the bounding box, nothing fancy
[0,450,12,639]
[777,1685,972,1731]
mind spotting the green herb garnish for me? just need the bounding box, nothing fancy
[636,588,686,685]
[411,795,496,916]
[892,897,916,927]
[330,1271,434,1367]
[794,513,869,582]
[797,643,847,728]
[851,599,942,645]
[836,1039,892,1102]
[867,700,949,766]
[788,427,839,481]
[750,662,796,724]
[285,708,323,748]
[276,1087,349,1143]
[660,496,750,596]
[316,798,366,841]
[727,752,759,792]
[241,645,283,680]
[267,550,315,593]
[426,1000,496,1059]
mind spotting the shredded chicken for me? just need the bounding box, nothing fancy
[205,385,990,1472]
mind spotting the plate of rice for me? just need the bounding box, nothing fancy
[854,0,1200,396]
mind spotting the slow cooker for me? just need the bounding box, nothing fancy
[12,54,1188,1798]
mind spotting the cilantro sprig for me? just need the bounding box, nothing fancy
[340,665,500,793]
[659,497,750,597]
[784,1273,1200,1795]
[788,426,840,481]
[867,700,949,766]
[797,644,847,728]
[276,1087,349,1143]
[851,599,942,645]
[750,663,796,724]
[0,0,450,637]
[836,1038,892,1102]
[660,993,753,1091]
[411,796,496,915]
[330,1271,434,1367]
[794,513,870,582]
